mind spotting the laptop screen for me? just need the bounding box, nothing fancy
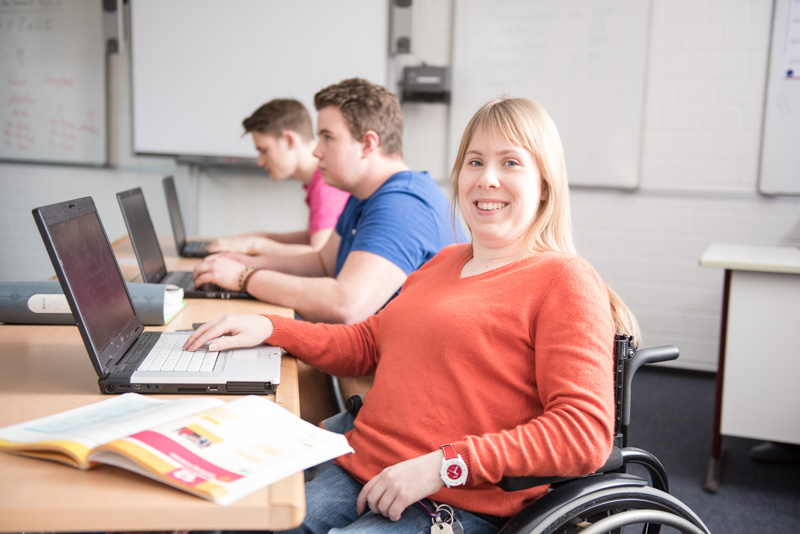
[49,211,136,347]
[117,188,168,283]
[162,176,187,249]
[33,197,142,376]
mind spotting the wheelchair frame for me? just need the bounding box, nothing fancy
[495,336,710,534]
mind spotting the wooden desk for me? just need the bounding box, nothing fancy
[0,239,305,532]
[699,243,800,492]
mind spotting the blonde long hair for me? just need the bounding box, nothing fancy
[450,97,640,344]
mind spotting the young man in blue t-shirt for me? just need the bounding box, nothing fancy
[194,78,464,324]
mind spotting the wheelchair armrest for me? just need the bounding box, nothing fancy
[620,446,669,493]
[499,446,623,492]
[630,345,679,371]
[621,345,679,428]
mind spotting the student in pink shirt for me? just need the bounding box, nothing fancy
[207,99,350,256]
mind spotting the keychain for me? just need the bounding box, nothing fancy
[430,516,454,534]
[429,503,464,534]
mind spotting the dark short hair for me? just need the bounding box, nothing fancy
[314,78,403,157]
[242,98,314,141]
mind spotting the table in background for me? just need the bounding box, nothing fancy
[0,236,304,532]
[699,243,800,492]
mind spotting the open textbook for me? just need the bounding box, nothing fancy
[0,394,353,505]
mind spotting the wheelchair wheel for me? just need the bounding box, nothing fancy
[504,483,710,534]
[577,509,708,534]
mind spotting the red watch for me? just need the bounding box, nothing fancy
[440,444,468,487]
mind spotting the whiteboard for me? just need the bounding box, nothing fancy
[130,0,389,159]
[758,0,800,196]
[0,0,106,165]
[449,0,651,188]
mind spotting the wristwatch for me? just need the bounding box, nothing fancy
[440,444,468,487]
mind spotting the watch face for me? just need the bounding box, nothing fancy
[441,457,468,487]
[446,464,463,481]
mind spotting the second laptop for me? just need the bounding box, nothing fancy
[117,187,251,299]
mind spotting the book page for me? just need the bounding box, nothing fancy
[0,393,222,468]
[90,395,353,504]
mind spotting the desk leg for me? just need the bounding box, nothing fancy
[705,269,730,493]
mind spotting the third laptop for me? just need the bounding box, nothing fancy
[162,175,212,258]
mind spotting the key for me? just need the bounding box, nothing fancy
[430,502,460,534]
[431,522,454,534]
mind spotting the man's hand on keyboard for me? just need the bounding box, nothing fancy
[192,253,246,291]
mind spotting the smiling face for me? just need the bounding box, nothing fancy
[457,126,543,256]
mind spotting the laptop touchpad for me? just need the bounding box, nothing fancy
[229,348,259,360]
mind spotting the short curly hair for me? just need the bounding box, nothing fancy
[314,78,403,157]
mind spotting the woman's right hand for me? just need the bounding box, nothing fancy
[183,314,274,352]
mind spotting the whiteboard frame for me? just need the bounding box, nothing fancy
[0,1,107,166]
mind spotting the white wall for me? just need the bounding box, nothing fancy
[1,0,798,371]
[572,0,800,371]
[404,0,800,371]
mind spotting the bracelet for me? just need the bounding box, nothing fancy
[237,266,254,292]
[240,267,260,293]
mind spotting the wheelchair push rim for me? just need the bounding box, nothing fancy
[503,484,710,534]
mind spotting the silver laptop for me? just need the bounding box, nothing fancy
[162,175,212,258]
[116,187,250,300]
[32,196,281,395]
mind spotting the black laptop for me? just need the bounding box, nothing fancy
[162,175,212,258]
[116,187,251,300]
[32,196,281,395]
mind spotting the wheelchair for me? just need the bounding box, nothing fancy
[340,336,711,534]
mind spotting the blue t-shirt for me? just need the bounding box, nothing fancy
[334,171,466,278]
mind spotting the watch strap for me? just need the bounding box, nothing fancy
[441,443,458,460]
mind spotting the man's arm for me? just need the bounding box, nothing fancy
[263,229,312,245]
[193,233,405,323]
[206,228,335,256]
[201,231,339,278]
[308,228,334,250]
[252,230,338,274]
[193,249,326,283]
[209,229,335,256]
[245,250,406,324]
[252,228,334,255]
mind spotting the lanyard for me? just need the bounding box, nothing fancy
[417,499,440,519]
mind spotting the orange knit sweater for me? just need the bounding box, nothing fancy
[267,244,615,518]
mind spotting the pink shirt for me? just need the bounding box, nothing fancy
[304,169,350,236]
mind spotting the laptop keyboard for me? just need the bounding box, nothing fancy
[162,270,228,294]
[183,240,210,255]
[137,333,219,373]
[162,270,195,290]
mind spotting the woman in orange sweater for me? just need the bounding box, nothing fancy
[185,97,639,533]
